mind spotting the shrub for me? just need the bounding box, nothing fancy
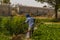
[0,16,28,35]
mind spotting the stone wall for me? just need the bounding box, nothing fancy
[18,6,55,17]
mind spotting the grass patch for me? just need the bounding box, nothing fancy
[32,23,60,40]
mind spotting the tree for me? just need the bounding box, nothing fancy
[3,0,10,4]
[36,0,60,19]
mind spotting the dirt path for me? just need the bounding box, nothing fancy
[11,34,32,40]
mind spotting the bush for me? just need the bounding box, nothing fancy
[9,16,28,35]
[0,16,28,35]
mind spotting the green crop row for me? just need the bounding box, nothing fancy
[32,23,60,40]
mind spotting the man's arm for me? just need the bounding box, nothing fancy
[25,18,29,23]
[23,19,29,24]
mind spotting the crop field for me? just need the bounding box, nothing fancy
[32,23,60,40]
[0,16,60,40]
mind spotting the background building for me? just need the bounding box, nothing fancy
[16,5,55,17]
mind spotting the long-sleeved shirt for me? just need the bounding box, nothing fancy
[25,17,34,27]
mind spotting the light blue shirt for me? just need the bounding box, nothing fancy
[25,17,34,27]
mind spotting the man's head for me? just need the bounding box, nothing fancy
[26,14,31,18]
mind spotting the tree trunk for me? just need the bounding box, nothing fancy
[55,0,59,19]
[55,5,58,19]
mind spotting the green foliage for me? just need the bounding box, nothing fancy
[0,17,10,35]
[0,33,10,40]
[0,17,59,35]
[32,24,60,40]
[8,16,28,35]
[0,16,28,35]
[0,16,60,40]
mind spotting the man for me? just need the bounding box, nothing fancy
[25,14,35,40]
